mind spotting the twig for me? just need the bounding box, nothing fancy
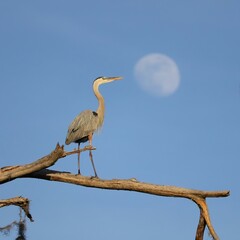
[64,145,96,156]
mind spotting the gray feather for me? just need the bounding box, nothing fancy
[65,110,99,145]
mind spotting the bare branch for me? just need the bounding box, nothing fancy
[195,207,206,240]
[26,170,228,240]
[26,169,229,199]
[0,143,230,240]
[192,197,220,240]
[0,196,33,222]
[0,144,95,184]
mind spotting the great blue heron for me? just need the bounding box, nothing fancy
[65,76,122,177]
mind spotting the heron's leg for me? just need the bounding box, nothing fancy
[77,143,81,175]
[89,150,98,178]
[88,134,98,178]
[88,133,93,147]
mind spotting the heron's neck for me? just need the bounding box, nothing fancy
[93,83,105,127]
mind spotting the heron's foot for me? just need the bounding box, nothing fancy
[90,175,99,179]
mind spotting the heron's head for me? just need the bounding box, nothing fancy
[93,76,122,86]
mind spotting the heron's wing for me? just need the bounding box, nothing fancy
[65,110,98,144]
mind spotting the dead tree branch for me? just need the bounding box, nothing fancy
[0,143,230,240]
[0,196,33,222]
[0,143,95,184]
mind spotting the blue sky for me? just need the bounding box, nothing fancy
[0,1,239,239]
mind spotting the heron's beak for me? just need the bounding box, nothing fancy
[106,76,122,82]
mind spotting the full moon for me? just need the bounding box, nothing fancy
[134,53,180,97]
